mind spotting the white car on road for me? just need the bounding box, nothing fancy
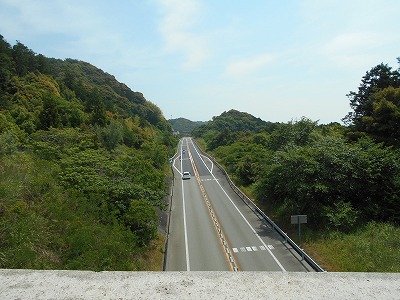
[182,171,191,180]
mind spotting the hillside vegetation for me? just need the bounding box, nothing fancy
[0,35,176,270]
[168,117,207,136]
[193,60,400,272]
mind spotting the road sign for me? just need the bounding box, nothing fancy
[291,215,307,224]
[291,215,307,246]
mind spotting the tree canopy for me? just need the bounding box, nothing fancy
[344,60,400,145]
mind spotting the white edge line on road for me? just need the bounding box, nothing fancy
[201,154,214,173]
[189,138,287,272]
[180,139,190,271]
[173,156,182,176]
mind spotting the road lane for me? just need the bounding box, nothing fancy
[187,138,314,272]
[165,138,230,271]
[166,137,314,272]
[187,140,284,271]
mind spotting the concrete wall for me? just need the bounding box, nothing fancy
[1,270,399,299]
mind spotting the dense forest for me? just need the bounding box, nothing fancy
[192,60,400,271]
[0,35,177,270]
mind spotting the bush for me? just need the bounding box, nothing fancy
[254,136,400,229]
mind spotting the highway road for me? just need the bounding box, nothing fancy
[165,137,315,272]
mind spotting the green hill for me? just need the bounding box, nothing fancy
[168,117,207,136]
[0,34,176,270]
[192,109,278,150]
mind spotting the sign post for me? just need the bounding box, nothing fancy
[291,215,307,246]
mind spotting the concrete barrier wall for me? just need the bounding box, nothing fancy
[1,270,399,299]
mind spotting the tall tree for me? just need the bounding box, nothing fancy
[344,63,400,128]
[360,87,400,143]
[12,41,36,76]
[0,35,15,89]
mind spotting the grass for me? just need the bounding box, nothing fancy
[239,181,400,272]
[138,234,165,271]
[303,222,400,272]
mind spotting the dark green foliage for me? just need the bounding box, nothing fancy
[345,63,400,125]
[344,62,400,145]
[38,93,61,129]
[0,36,14,90]
[193,109,278,150]
[213,142,272,186]
[96,121,123,150]
[0,34,175,270]
[267,117,317,151]
[12,41,36,76]
[192,109,275,139]
[254,136,400,228]
[168,117,207,136]
[124,199,158,247]
[358,87,400,144]
[196,107,400,231]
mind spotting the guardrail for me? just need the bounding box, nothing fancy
[192,139,325,272]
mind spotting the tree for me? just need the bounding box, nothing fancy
[254,135,400,228]
[0,35,15,89]
[344,63,400,128]
[267,118,318,151]
[359,87,400,144]
[124,199,158,247]
[38,93,60,130]
[12,42,36,76]
[97,121,123,150]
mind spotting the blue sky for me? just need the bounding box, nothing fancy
[0,0,399,123]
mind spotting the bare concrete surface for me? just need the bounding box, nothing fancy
[0,270,399,299]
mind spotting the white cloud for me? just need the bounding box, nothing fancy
[324,31,389,68]
[224,54,275,78]
[326,32,381,53]
[157,0,209,69]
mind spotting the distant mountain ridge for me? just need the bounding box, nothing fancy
[192,109,278,137]
[168,117,207,136]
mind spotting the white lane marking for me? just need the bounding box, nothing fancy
[189,138,287,272]
[233,246,268,253]
[180,139,190,271]
[201,154,214,173]
[268,245,275,250]
[173,156,182,175]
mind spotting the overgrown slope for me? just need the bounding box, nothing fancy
[0,34,176,270]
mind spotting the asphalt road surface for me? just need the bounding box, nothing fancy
[165,137,314,272]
